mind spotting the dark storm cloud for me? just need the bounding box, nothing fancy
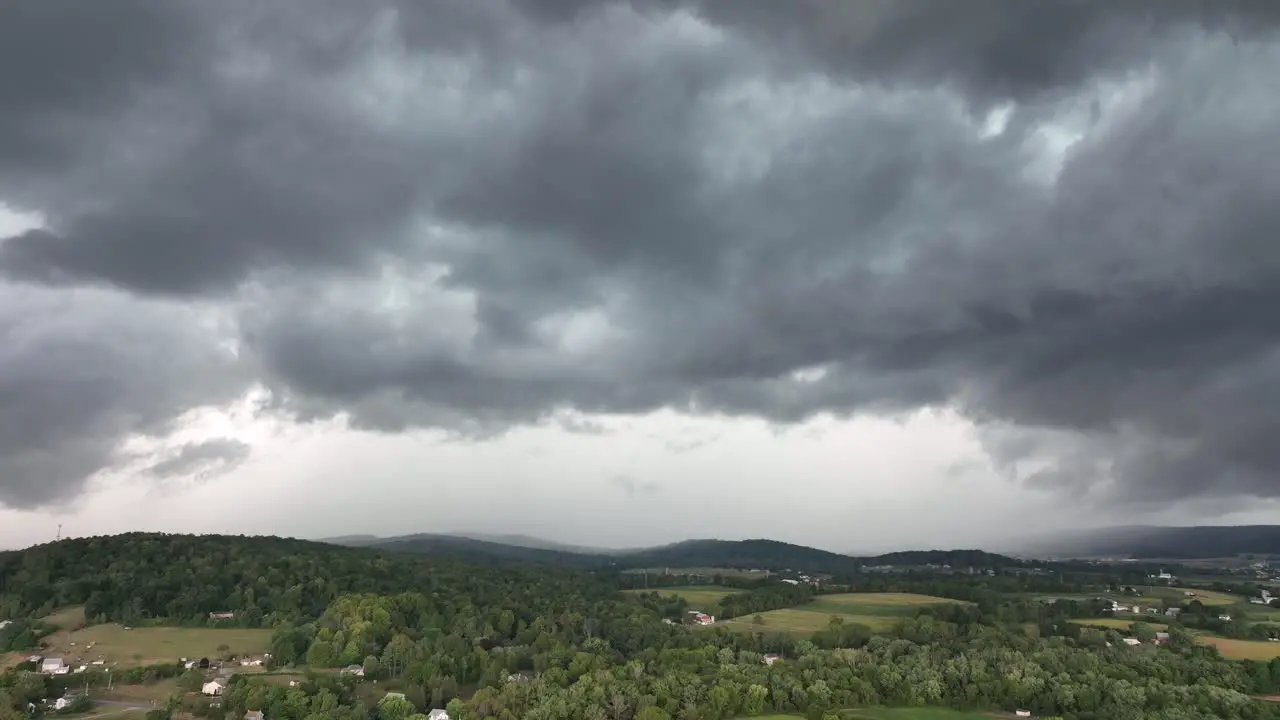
[2,0,1280,508]
[686,0,1280,101]
[0,286,249,508]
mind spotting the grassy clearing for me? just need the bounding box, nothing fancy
[623,567,771,580]
[44,606,89,630]
[1167,587,1240,606]
[1196,636,1280,660]
[1068,618,1168,631]
[623,586,742,609]
[719,609,899,634]
[719,593,965,636]
[845,709,998,719]
[39,623,271,668]
[739,710,995,720]
[807,593,970,616]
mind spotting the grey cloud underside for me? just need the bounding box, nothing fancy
[2,0,1280,507]
[144,438,252,482]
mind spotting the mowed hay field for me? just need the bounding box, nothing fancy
[27,607,272,668]
[624,586,741,612]
[1196,636,1280,660]
[742,709,996,719]
[720,593,968,635]
[1068,618,1169,631]
[624,567,771,580]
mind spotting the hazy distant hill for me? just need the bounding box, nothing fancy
[1027,525,1280,559]
[331,533,1024,574]
[364,534,605,568]
[446,532,626,556]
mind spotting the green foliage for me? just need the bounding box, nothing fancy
[4,533,1280,719]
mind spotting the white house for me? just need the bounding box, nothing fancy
[1220,614,1232,622]
[1122,638,1141,646]
[763,654,781,666]
[41,658,68,675]
[0,620,10,631]
[341,664,365,678]
[1014,711,1031,718]
[427,711,450,720]
[203,680,227,696]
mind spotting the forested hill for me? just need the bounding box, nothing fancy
[1031,525,1280,558]
[353,534,1024,575]
[0,532,615,624]
[359,534,605,569]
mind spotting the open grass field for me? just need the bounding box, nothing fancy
[1068,618,1168,631]
[719,593,966,636]
[844,710,999,719]
[20,609,272,668]
[623,567,771,580]
[1196,636,1280,660]
[740,710,996,720]
[623,586,742,609]
[46,624,272,667]
[1163,587,1240,606]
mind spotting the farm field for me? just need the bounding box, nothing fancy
[844,709,999,719]
[719,593,966,635]
[1196,636,1280,660]
[740,710,996,719]
[1068,618,1169,631]
[623,567,771,580]
[623,586,742,609]
[21,608,272,668]
[48,624,272,667]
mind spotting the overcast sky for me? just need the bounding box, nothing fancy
[3,0,1280,552]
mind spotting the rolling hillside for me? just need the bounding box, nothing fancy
[337,534,1025,575]
[1028,525,1280,559]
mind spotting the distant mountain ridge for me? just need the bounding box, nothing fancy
[1026,524,1280,559]
[323,533,1024,574]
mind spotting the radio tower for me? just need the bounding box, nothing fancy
[56,524,62,541]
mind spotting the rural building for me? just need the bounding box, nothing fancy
[1164,608,1181,617]
[52,695,82,711]
[341,664,365,678]
[1122,638,1141,646]
[427,711,450,720]
[1015,711,1031,718]
[209,611,237,620]
[1155,632,1171,645]
[41,658,68,675]
[1219,614,1232,622]
[203,680,227,696]
[506,672,533,683]
[244,711,265,720]
[763,654,781,666]
[0,620,10,631]
[239,657,265,667]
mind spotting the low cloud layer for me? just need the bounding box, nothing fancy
[2,0,1280,509]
